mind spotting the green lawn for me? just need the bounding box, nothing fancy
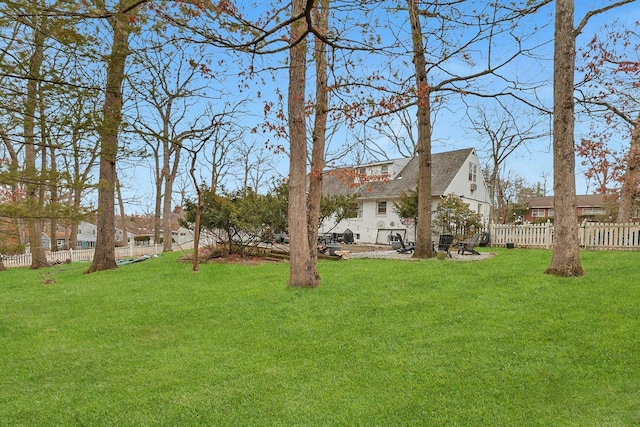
[1,249,639,426]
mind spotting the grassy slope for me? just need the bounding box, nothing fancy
[1,249,639,426]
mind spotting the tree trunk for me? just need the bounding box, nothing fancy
[24,4,48,269]
[545,0,584,277]
[617,113,640,222]
[115,173,127,246]
[162,137,181,253]
[70,186,82,249]
[153,147,163,245]
[192,202,201,272]
[49,143,58,252]
[87,9,132,273]
[70,221,79,250]
[408,0,435,259]
[307,0,329,269]
[162,167,177,252]
[288,0,317,288]
[189,152,201,272]
[0,127,26,248]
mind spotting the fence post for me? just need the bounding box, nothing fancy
[545,219,552,249]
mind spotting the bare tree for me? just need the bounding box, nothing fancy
[130,38,224,252]
[545,0,583,276]
[619,115,640,221]
[234,139,277,194]
[546,0,635,277]
[469,104,547,223]
[305,0,330,274]
[400,1,553,258]
[287,0,317,287]
[575,21,640,222]
[406,0,434,259]
[22,0,48,268]
[87,1,146,274]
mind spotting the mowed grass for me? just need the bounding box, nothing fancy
[1,248,639,426]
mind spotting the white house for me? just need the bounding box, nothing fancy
[76,221,98,248]
[320,148,491,244]
[171,226,194,246]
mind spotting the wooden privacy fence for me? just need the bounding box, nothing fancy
[1,242,193,269]
[489,221,640,250]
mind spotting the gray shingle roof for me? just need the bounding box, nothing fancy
[322,148,474,199]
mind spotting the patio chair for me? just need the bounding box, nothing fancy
[395,233,415,254]
[478,231,490,247]
[458,233,481,255]
[436,234,454,257]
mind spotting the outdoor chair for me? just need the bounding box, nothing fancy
[478,231,490,247]
[458,233,481,255]
[436,234,454,257]
[395,233,415,254]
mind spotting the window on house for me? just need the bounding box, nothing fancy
[468,162,477,182]
[357,202,363,218]
[583,207,604,215]
[380,164,389,176]
[377,201,387,215]
[531,208,547,218]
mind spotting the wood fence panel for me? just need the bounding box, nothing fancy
[582,222,640,250]
[489,221,553,248]
[489,221,640,250]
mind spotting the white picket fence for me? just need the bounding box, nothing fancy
[1,242,194,269]
[489,221,640,250]
[490,222,554,248]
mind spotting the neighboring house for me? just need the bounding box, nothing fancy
[76,221,98,248]
[130,227,155,246]
[39,221,99,250]
[40,232,53,251]
[523,194,615,223]
[25,220,191,251]
[321,148,491,244]
[171,226,194,246]
[41,230,69,250]
[115,227,136,246]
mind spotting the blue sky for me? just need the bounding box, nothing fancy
[116,0,640,213]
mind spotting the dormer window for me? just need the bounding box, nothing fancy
[380,164,389,176]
